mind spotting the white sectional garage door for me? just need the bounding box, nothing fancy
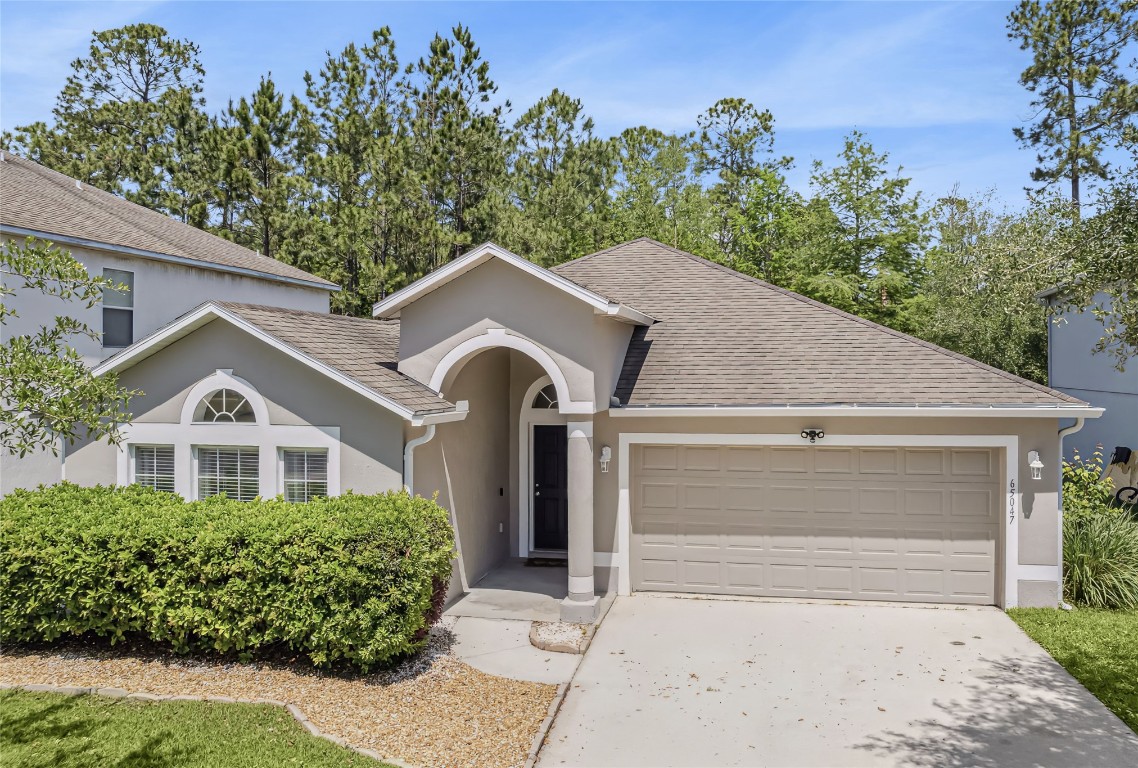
[631,444,1000,605]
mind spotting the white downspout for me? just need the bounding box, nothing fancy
[1056,417,1086,610]
[403,424,436,493]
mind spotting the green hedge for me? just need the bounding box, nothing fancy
[0,484,454,671]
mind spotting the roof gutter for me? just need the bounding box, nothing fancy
[1,224,339,292]
[608,405,1104,419]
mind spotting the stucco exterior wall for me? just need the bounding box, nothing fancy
[1047,291,1138,461]
[412,349,512,594]
[395,259,632,409]
[64,319,404,495]
[1,236,332,494]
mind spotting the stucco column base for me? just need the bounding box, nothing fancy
[566,419,595,598]
[559,595,600,623]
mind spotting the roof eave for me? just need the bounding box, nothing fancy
[1,224,339,292]
[93,302,460,423]
[607,404,1102,418]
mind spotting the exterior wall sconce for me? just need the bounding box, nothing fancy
[599,446,612,473]
[1028,450,1044,480]
[800,429,825,444]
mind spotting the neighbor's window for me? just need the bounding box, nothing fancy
[197,446,259,501]
[133,445,175,493]
[102,268,134,347]
[282,449,328,503]
[531,383,558,409]
[194,389,256,423]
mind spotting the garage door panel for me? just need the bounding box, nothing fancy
[632,444,998,605]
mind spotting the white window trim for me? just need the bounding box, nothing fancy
[118,424,341,501]
[615,433,1025,608]
[180,370,270,426]
[278,446,331,501]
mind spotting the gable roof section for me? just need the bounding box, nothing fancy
[0,154,337,291]
[371,241,654,324]
[552,238,1090,410]
[93,302,462,423]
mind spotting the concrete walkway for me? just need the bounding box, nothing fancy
[539,595,1138,767]
[448,615,579,685]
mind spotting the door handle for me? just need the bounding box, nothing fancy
[535,491,541,496]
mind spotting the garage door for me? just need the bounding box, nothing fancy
[631,444,1000,605]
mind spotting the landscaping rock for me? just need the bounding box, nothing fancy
[529,621,591,654]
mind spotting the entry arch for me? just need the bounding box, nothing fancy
[428,328,593,414]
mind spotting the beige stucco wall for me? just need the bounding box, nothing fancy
[411,348,512,594]
[395,259,633,409]
[65,318,405,494]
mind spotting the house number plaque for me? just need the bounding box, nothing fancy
[1009,479,1016,524]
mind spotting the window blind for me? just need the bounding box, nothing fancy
[282,449,328,503]
[197,447,259,502]
[134,445,175,493]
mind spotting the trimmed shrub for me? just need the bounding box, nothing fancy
[1063,514,1138,610]
[0,484,454,671]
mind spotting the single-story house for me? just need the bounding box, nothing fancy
[75,239,1101,620]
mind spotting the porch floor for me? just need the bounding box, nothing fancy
[445,558,603,622]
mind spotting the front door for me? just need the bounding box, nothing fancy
[532,424,568,550]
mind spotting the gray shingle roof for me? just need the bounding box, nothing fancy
[0,154,336,289]
[553,238,1084,407]
[215,303,454,415]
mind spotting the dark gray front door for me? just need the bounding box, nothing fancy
[533,424,568,550]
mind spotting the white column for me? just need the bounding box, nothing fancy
[562,419,599,621]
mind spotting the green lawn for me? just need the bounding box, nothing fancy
[1009,607,1138,733]
[0,690,388,768]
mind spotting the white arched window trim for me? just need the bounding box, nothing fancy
[179,369,270,425]
[116,368,341,501]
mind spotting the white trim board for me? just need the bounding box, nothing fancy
[371,242,654,325]
[92,302,465,426]
[615,433,1025,608]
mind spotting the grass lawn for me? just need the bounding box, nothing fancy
[1009,607,1138,733]
[0,690,389,768]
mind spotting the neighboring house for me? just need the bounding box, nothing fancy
[70,239,1099,617]
[0,154,337,493]
[1037,287,1137,463]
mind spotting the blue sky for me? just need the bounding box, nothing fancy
[0,1,1062,204]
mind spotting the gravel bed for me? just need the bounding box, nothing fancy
[0,625,555,768]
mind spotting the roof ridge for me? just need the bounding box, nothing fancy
[575,238,1080,404]
[217,301,397,325]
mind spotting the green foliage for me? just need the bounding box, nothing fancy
[1007,0,1138,206]
[1,238,138,456]
[1063,514,1138,609]
[1009,607,1138,732]
[0,691,386,767]
[1063,448,1122,522]
[0,484,454,671]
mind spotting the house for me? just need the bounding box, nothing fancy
[1037,286,1136,464]
[0,154,337,494]
[67,240,1100,618]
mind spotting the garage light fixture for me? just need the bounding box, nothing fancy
[800,429,825,443]
[599,445,612,473]
[1028,450,1044,480]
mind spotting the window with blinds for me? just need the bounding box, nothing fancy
[197,447,259,501]
[282,449,328,503]
[134,445,175,493]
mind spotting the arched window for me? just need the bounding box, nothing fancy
[194,389,256,423]
[531,383,559,409]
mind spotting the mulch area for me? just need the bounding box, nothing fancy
[0,624,555,768]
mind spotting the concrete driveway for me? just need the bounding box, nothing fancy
[539,595,1138,767]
